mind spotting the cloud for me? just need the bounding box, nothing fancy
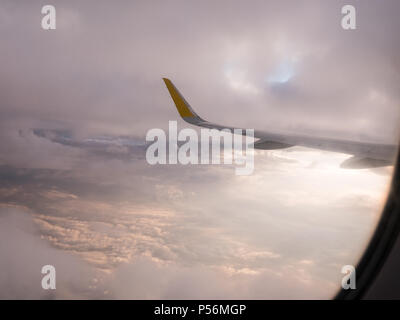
[0,205,331,299]
[0,205,334,299]
[0,0,399,139]
[0,206,107,299]
[0,141,391,298]
[108,257,333,300]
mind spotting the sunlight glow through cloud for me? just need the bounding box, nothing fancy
[267,60,295,84]
[224,63,259,94]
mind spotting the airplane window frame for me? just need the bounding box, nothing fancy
[335,147,400,299]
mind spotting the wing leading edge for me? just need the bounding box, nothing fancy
[162,78,397,168]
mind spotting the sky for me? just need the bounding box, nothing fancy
[0,0,399,299]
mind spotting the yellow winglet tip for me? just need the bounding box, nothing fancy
[162,78,195,118]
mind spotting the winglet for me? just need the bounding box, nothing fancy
[162,78,205,123]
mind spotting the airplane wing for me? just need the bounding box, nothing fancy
[163,78,398,168]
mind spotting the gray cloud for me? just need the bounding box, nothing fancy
[0,206,335,299]
[1,1,399,139]
[0,206,108,299]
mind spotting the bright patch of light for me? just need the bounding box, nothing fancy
[368,89,388,105]
[267,60,295,84]
[224,63,259,94]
